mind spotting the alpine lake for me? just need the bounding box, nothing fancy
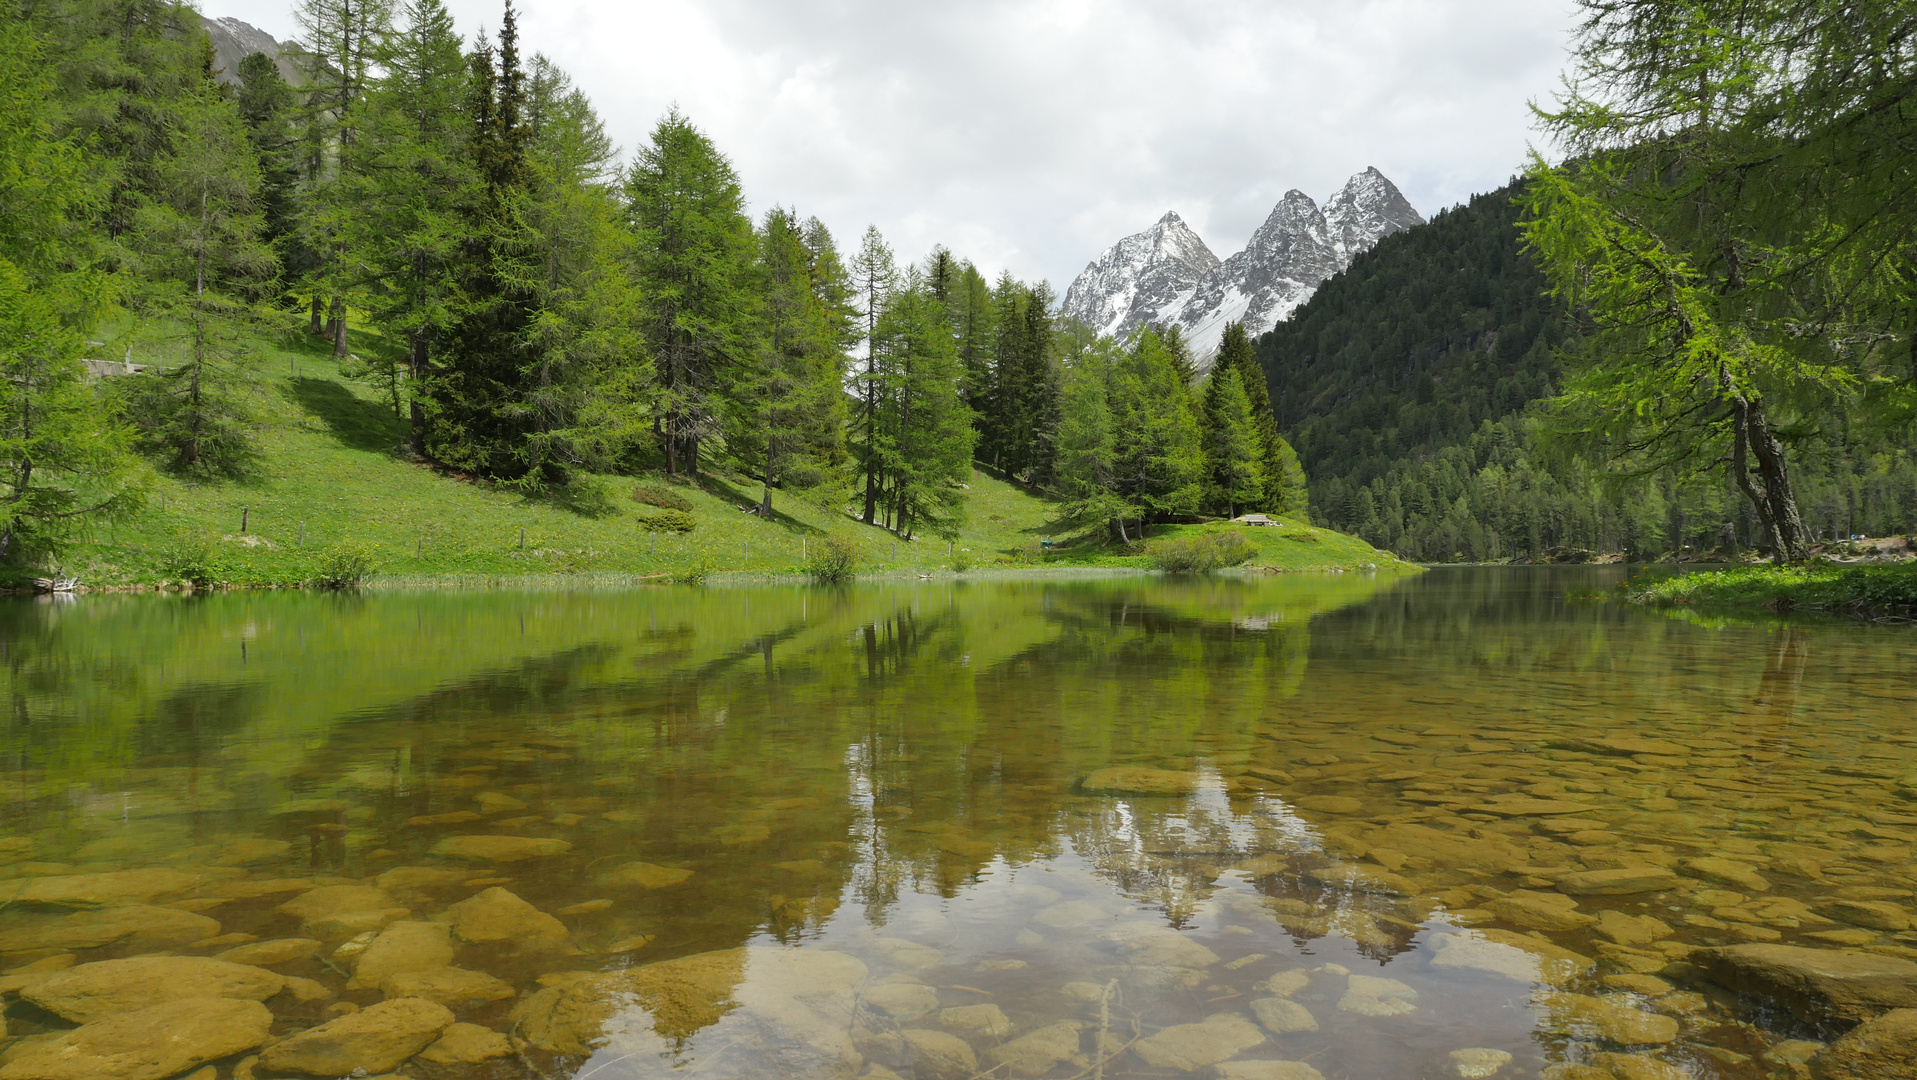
[1,567,1914,1080]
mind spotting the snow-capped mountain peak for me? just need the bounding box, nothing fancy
[1058,212,1219,342]
[1062,168,1425,369]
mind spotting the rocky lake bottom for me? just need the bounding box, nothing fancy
[0,569,1912,1079]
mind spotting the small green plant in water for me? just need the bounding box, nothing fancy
[636,509,696,533]
[807,536,862,584]
[312,541,377,590]
[1148,530,1257,573]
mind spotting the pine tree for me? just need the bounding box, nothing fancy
[1054,338,1129,540]
[234,52,302,284]
[1107,327,1203,534]
[0,25,144,561]
[730,207,852,516]
[1214,320,1304,516]
[851,226,899,521]
[121,75,276,475]
[349,0,472,447]
[1161,324,1197,389]
[871,280,974,539]
[1202,365,1264,519]
[292,0,395,356]
[624,107,756,477]
[952,261,995,442]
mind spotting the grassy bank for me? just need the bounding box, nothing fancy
[1623,562,1917,619]
[35,329,1407,590]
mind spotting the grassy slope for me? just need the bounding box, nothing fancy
[55,329,1406,588]
[1623,562,1917,618]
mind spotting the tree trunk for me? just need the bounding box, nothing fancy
[310,295,324,336]
[1730,394,1809,563]
[408,332,428,454]
[331,298,349,358]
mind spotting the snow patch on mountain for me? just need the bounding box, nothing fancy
[1062,168,1424,370]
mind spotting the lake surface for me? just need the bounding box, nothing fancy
[1,568,1913,1079]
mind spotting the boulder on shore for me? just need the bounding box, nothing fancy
[1693,944,1917,1028]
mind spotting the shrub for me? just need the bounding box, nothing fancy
[807,536,862,584]
[161,539,220,589]
[312,541,377,590]
[672,558,713,586]
[632,484,694,512]
[1148,530,1257,573]
[952,548,973,573]
[637,509,696,533]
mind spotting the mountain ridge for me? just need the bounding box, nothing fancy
[1060,168,1423,368]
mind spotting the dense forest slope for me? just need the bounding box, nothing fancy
[1253,184,1917,562]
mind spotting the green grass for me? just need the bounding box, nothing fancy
[1623,562,1917,617]
[44,327,1406,589]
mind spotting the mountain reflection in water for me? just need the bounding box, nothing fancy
[0,568,1912,1079]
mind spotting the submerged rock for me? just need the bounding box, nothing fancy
[1536,993,1679,1045]
[24,957,283,1023]
[1693,943,1917,1027]
[1251,996,1318,1034]
[1337,975,1420,1017]
[0,905,218,952]
[381,966,514,1007]
[1809,1007,1917,1079]
[417,1022,514,1065]
[215,937,321,966]
[594,861,694,889]
[1216,1064,1324,1080]
[1685,857,1772,893]
[0,997,272,1080]
[1079,768,1197,796]
[1555,868,1682,895]
[0,868,208,909]
[862,982,940,1021]
[257,996,455,1076]
[940,1003,1011,1037]
[1131,1013,1264,1071]
[345,920,454,990]
[902,1029,977,1077]
[1485,894,1594,932]
[511,947,867,1078]
[438,886,569,947]
[1106,922,1220,969]
[1449,1047,1514,1078]
[428,835,571,862]
[278,885,409,937]
[987,1021,1085,1076]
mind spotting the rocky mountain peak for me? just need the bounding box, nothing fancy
[1062,168,1426,369]
[201,16,303,88]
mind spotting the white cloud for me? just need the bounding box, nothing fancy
[202,0,1576,290]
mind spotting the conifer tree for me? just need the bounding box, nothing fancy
[625,107,756,477]
[122,76,276,475]
[234,53,302,283]
[951,261,995,440]
[0,26,144,560]
[1055,338,1129,540]
[851,226,900,521]
[1107,327,1203,534]
[1161,324,1197,389]
[870,279,974,538]
[1202,365,1264,518]
[349,0,472,447]
[1214,320,1305,516]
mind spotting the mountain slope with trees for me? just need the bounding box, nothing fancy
[1255,182,1917,562]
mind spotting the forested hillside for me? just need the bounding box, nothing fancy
[1255,184,1917,562]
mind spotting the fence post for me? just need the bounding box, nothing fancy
[240,507,248,533]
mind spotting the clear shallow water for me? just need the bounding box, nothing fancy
[0,569,1913,1079]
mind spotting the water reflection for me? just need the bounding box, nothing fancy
[0,569,1912,1079]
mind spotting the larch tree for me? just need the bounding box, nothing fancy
[625,107,756,477]
[851,225,899,522]
[1201,364,1264,519]
[870,279,974,539]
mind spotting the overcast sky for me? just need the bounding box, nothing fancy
[203,0,1578,292]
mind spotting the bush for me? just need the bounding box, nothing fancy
[952,548,973,573]
[161,539,220,590]
[632,484,694,512]
[637,509,696,533]
[672,558,713,586]
[312,541,377,590]
[807,536,862,584]
[1148,530,1257,573]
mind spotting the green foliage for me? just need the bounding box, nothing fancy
[636,509,695,533]
[160,536,219,588]
[1626,563,1917,616]
[867,278,976,539]
[806,535,861,584]
[672,558,713,586]
[1147,529,1256,574]
[311,539,376,589]
[632,484,693,511]
[1201,364,1264,518]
